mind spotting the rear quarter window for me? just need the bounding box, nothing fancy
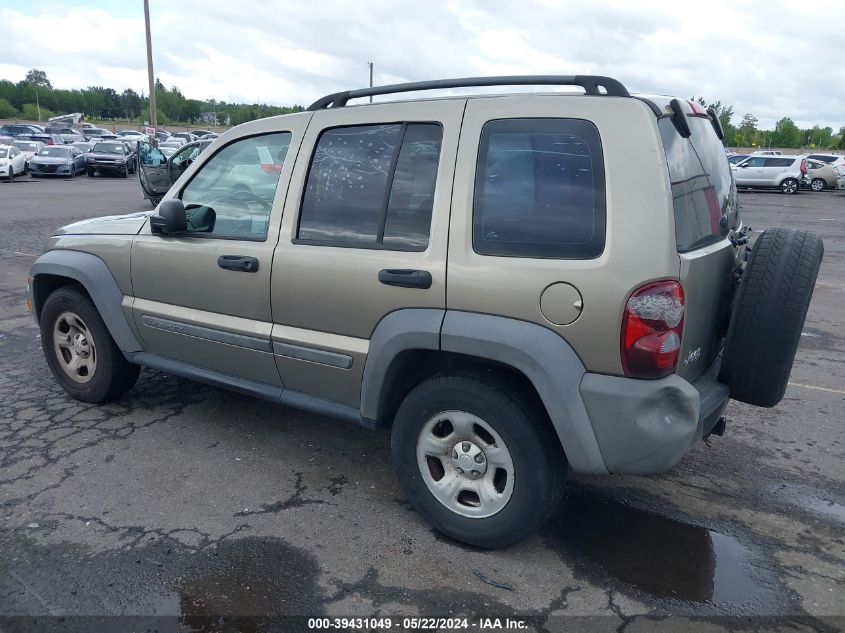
[473,118,606,258]
[659,117,738,252]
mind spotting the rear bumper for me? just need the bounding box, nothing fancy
[579,358,730,474]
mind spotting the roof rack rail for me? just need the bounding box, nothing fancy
[307,75,630,111]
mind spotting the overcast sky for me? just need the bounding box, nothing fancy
[0,0,841,130]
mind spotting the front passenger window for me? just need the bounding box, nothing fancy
[180,133,291,240]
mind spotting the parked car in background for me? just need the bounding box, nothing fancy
[83,128,117,140]
[190,129,213,138]
[728,154,749,165]
[732,154,806,194]
[22,133,65,146]
[751,150,783,156]
[803,159,841,191]
[836,164,845,190]
[171,131,197,143]
[138,137,214,206]
[28,145,87,177]
[45,126,86,144]
[158,138,186,151]
[0,124,43,137]
[116,130,148,144]
[0,144,28,180]
[805,153,845,165]
[85,141,136,178]
[12,140,46,162]
[71,141,95,154]
[154,131,171,142]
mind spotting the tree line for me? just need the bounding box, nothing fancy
[0,69,303,127]
[694,97,843,150]
[1,70,842,148]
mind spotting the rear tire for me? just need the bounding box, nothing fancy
[811,178,826,192]
[39,286,141,403]
[780,178,799,194]
[720,228,824,407]
[391,371,566,548]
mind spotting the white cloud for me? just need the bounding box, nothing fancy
[0,0,841,129]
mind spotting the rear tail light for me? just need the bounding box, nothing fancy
[621,281,685,379]
[800,159,807,174]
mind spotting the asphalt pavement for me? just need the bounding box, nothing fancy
[0,175,843,632]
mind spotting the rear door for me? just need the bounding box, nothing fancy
[269,100,463,407]
[658,112,742,380]
[762,157,793,185]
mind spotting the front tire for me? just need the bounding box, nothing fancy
[391,372,566,548]
[87,168,95,177]
[780,178,799,194]
[811,178,826,192]
[39,286,140,403]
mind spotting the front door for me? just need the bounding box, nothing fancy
[733,156,765,185]
[269,100,464,406]
[130,115,310,386]
[137,141,172,198]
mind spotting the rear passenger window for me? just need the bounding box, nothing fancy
[298,123,442,251]
[473,118,606,259]
[764,158,795,167]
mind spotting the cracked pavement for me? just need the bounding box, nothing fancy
[0,178,843,632]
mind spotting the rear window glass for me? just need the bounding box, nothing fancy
[473,118,606,258]
[659,117,737,252]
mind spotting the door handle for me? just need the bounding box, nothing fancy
[217,255,259,273]
[378,269,432,289]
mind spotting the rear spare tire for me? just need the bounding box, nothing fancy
[720,228,823,407]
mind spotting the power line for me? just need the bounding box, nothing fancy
[0,0,98,22]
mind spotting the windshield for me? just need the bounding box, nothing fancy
[93,143,123,154]
[38,147,72,158]
[13,142,37,152]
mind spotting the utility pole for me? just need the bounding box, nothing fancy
[368,60,373,103]
[143,0,157,131]
[35,88,41,122]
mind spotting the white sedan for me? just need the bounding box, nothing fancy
[12,140,46,162]
[0,144,27,180]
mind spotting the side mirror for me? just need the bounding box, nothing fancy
[150,199,187,234]
[739,163,749,168]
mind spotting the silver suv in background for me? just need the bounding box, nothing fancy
[732,154,806,193]
[27,76,824,548]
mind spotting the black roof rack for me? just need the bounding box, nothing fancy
[307,75,630,110]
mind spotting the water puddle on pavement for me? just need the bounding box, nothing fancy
[546,489,766,606]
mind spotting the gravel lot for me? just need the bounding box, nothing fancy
[1,177,843,632]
